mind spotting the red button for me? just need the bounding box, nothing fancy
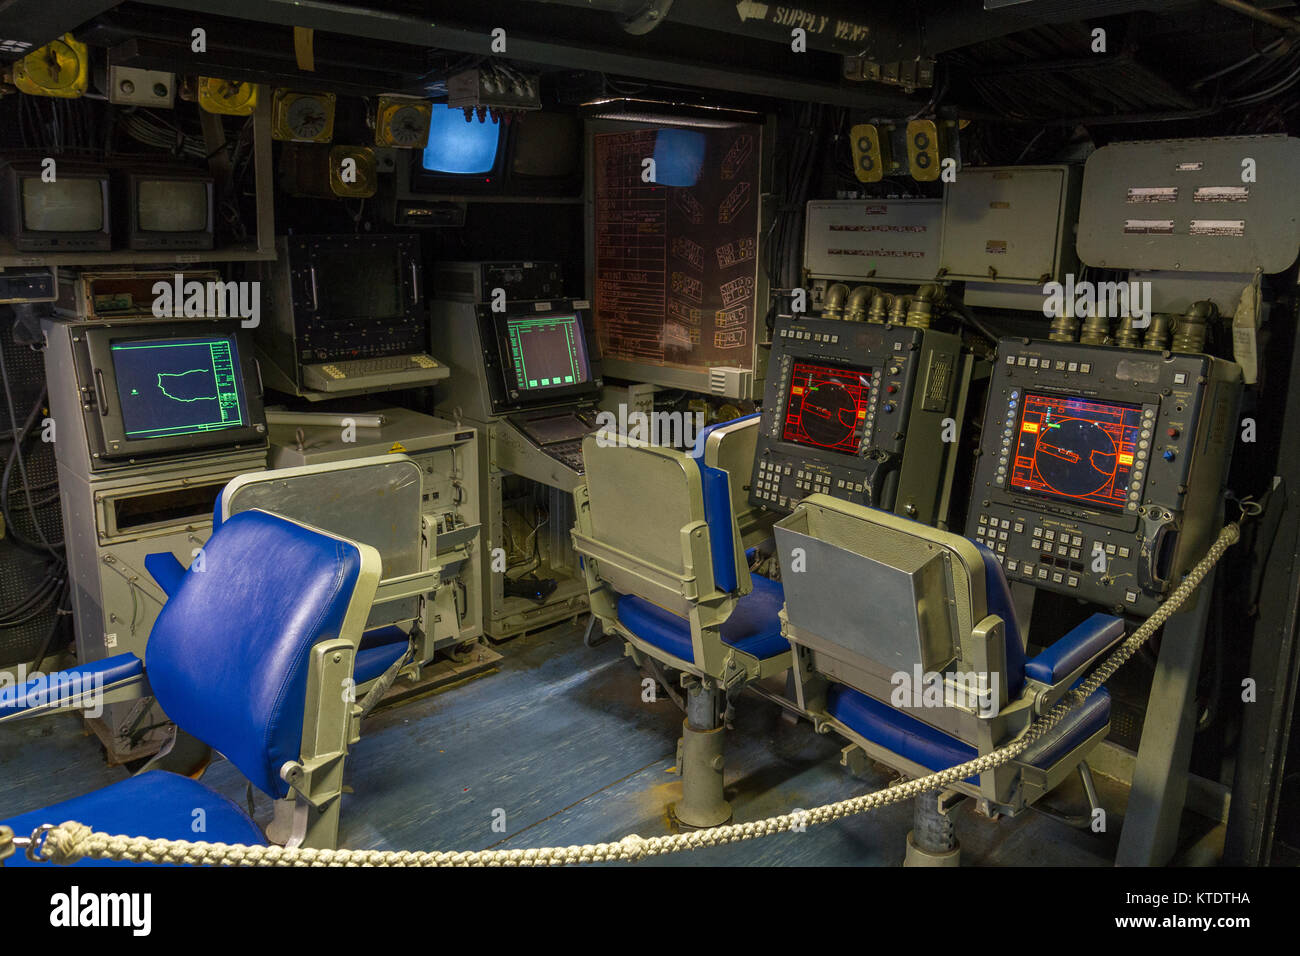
[1167,427,1179,438]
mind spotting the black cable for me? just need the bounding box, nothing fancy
[948,303,1001,349]
[28,578,70,672]
[0,570,60,624]
[0,340,62,556]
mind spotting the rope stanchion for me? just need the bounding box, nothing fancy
[23,523,1242,868]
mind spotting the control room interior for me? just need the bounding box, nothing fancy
[0,0,1298,874]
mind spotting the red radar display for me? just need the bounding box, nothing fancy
[1011,392,1143,512]
[781,360,872,456]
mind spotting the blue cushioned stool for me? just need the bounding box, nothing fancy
[775,494,1124,866]
[0,509,380,864]
[572,416,789,828]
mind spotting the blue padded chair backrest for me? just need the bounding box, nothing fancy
[689,414,760,594]
[145,509,363,799]
[973,543,1026,698]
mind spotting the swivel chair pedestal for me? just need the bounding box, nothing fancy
[904,794,961,867]
[670,679,732,829]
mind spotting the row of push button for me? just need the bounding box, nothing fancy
[1005,354,1093,374]
[995,392,1019,486]
[779,328,840,344]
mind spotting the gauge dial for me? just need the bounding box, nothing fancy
[272,90,336,142]
[329,146,377,197]
[374,96,432,149]
[13,35,89,98]
[198,77,259,116]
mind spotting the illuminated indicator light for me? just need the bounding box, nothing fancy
[857,410,867,419]
[1118,453,1134,465]
[792,386,804,394]
[1022,422,1039,433]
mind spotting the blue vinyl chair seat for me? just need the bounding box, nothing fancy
[1,509,374,864]
[616,572,788,664]
[826,682,1111,777]
[354,638,409,685]
[823,541,1116,781]
[1,771,264,867]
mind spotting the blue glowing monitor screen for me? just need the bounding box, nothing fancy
[111,336,249,440]
[652,128,706,187]
[423,106,501,174]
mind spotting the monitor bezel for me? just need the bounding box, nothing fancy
[82,321,266,460]
[405,109,584,199]
[124,170,216,251]
[284,233,424,334]
[478,299,603,412]
[2,160,112,251]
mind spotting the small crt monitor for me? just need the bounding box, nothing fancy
[498,307,594,403]
[422,105,502,176]
[1,160,111,252]
[125,170,215,250]
[82,322,265,459]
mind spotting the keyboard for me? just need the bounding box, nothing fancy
[302,353,450,392]
[545,438,586,473]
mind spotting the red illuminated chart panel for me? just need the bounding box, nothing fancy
[593,124,761,373]
[781,360,872,455]
[1011,392,1143,511]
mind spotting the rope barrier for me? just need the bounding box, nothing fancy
[21,522,1241,867]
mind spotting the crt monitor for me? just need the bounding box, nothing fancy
[125,170,215,250]
[491,304,598,407]
[1008,391,1143,513]
[1,160,111,252]
[501,308,590,393]
[780,359,874,457]
[81,322,266,460]
[410,108,581,196]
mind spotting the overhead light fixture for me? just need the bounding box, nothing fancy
[580,96,762,127]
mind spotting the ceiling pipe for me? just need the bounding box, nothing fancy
[1210,0,1300,33]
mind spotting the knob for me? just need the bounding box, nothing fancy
[884,403,896,413]
[1163,449,1176,461]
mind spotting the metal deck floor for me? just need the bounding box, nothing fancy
[1,618,1131,865]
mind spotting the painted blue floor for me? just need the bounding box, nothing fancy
[0,618,1127,865]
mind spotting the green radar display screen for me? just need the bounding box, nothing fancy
[111,336,248,440]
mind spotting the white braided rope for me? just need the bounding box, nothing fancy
[31,523,1240,867]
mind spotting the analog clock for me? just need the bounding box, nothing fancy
[272,90,336,142]
[12,34,89,98]
[197,77,259,116]
[374,96,432,149]
[329,146,377,197]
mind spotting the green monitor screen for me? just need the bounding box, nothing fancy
[504,311,591,393]
[111,335,249,440]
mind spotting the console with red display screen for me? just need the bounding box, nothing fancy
[780,360,872,456]
[968,341,1242,615]
[750,316,966,523]
[1009,392,1143,512]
